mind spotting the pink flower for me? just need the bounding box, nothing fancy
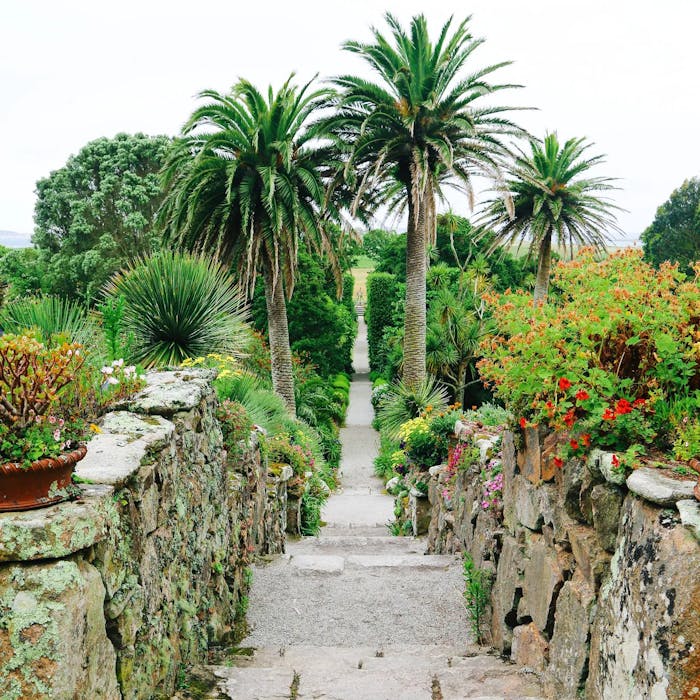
[49,416,57,424]
[53,429,61,441]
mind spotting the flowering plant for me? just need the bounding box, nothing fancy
[480,250,700,466]
[480,461,503,511]
[0,335,87,467]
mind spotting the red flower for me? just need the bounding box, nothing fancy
[615,399,633,415]
[569,439,579,450]
[563,408,576,428]
[575,390,589,401]
[611,454,620,468]
[633,398,646,408]
[519,417,527,429]
[553,456,564,469]
[558,377,572,391]
[602,408,616,421]
[581,433,591,447]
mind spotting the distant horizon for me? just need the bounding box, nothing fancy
[0,228,643,251]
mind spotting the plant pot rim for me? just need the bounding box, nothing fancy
[0,444,88,473]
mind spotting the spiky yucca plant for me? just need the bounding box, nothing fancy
[104,251,248,367]
[376,376,449,440]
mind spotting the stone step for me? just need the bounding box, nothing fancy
[288,534,426,555]
[206,646,545,699]
[285,553,458,575]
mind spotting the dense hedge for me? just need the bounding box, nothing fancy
[366,272,397,375]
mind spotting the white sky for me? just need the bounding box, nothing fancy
[1,0,699,241]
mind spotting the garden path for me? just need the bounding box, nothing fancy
[198,317,545,699]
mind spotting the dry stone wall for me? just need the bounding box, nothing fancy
[0,370,289,700]
[407,428,700,699]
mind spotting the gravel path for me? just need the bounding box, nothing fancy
[202,317,545,699]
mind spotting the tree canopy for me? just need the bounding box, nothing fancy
[642,177,700,274]
[33,133,170,303]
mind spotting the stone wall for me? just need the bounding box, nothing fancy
[404,428,700,699]
[0,370,289,700]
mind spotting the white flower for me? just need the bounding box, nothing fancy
[101,366,114,375]
[107,377,119,385]
[112,358,124,367]
[124,366,136,377]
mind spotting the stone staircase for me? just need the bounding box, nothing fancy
[181,526,545,699]
[176,316,544,699]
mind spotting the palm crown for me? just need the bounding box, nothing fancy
[160,76,337,298]
[481,133,621,300]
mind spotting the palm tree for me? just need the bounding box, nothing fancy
[480,133,621,302]
[159,77,338,414]
[327,13,524,387]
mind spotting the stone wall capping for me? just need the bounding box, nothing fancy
[626,466,697,506]
[119,368,216,416]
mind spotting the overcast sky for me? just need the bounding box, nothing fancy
[1,0,699,243]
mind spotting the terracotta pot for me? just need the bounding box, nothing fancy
[0,445,87,512]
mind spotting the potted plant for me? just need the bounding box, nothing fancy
[0,334,89,511]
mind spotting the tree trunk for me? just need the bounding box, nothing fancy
[262,257,296,416]
[402,187,430,388]
[533,232,552,304]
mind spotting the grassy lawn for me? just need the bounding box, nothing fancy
[351,256,375,304]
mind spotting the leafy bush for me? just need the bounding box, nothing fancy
[217,400,253,463]
[479,249,700,461]
[365,272,398,375]
[104,251,249,367]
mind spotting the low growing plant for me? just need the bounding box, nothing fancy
[462,553,492,645]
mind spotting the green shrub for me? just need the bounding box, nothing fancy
[365,272,398,375]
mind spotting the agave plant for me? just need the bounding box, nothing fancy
[104,251,248,367]
[376,376,450,440]
[0,295,98,348]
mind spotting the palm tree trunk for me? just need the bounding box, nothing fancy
[262,258,296,416]
[534,232,552,303]
[403,188,431,388]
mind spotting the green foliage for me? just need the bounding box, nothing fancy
[375,376,449,440]
[251,251,357,376]
[462,553,492,645]
[0,247,47,302]
[642,177,700,274]
[104,251,248,368]
[479,249,700,459]
[96,295,134,363]
[362,229,395,262]
[365,272,398,375]
[0,295,98,348]
[33,133,170,303]
[217,400,253,463]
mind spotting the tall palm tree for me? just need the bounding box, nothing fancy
[480,133,621,302]
[159,77,338,414]
[327,13,524,387]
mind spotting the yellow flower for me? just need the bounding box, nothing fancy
[89,423,102,434]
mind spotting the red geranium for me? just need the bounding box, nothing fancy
[563,408,576,428]
[611,454,620,468]
[615,398,633,415]
[633,398,646,408]
[602,407,616,421]
[558,377,572,391]
[553,456,564,468]
[570,439,579,450]
[519,417,527,429]
[575,389,589,401]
